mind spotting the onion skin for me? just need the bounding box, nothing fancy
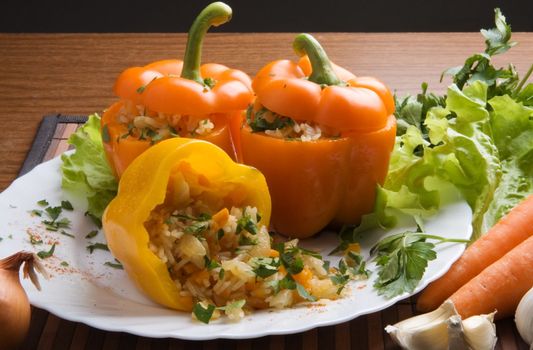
[0,252,41,350]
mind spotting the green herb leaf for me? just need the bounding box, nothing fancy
[280,248,304,275]
[61,200,74,211]
[185,221,210,235]
[104,261,124,269]
[85,230,99,239]
[238,233,258,246]
[30,209,43,217]
[60,261,69,267]
[251,257,280,278]
[217,299,245,312]
[193,303,216,324]
[85,211,103,229]
[37,244,56,259]
[371,231,468,298]
[60,230,75,238]
[247,106,295,133]
[37,199,49,207]
[87,243,109,254]
[45,206,62,221]
[278,274,296,291]
[296,282,317,302]
[236,213,258,235]
[204,256,220,270]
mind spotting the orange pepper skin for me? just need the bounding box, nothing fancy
[242,34,396,238]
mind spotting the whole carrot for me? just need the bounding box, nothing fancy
[417,194,533,312]
[450,234,533,319]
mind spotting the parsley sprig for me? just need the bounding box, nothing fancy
[370,228,469,298]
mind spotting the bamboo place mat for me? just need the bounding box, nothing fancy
[16,115,529,350]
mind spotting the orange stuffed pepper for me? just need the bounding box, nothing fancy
[241,33,396,238]
[102,2,252,177]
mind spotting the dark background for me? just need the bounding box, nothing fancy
[2,0,532,33]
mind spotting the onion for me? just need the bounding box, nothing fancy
[0,251,49,349]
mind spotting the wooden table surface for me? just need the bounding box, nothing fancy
[0,33,532,349]
[1,32,533,192]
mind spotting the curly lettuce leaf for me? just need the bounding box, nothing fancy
[61,114,117,218]
[481,95,533,231]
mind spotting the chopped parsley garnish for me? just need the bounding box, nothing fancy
[185,221,210,235]
[37,244,56,259]
[236,213,258,235]
[86,243,109,254]
[37,199,49,207]
[61,200,74,211]
[43,217,71,231]
[30,209,43,217]
[37,204,71,231]
[218,268,225,280]
[204,256,220,270]
[296,282,317,302]
[174,213,212,222]
[251,257,280,278]
[45,206,62,221]
[330,252,369,295]
[104,261,124,269]
[246,106,295,133]
[193,303,216,324]
[60,230,75,238]
[277,274,296,291]
[217,229,225,240]
[85,230,99,239]
[60,261,69,267]
[279,247,304,275]
[238,233,258,246]
[85,211,102,229]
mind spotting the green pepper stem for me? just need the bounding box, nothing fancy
[181,2,232,84]
[292,33,343,86]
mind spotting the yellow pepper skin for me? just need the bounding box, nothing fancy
[102,138,271,311]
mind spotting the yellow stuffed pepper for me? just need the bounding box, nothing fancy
[102,138,351,322]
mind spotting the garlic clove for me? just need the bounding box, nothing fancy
[462,313,497,350]
[386,300,497,350]
[385,300,458,350]
[515,287,533,348]
[447,315,469,350]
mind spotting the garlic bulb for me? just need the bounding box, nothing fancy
[515,286,533,348]
[386,300,497,350]
[385,300,457,350]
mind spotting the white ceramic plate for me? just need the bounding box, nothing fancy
[0,154,472,340]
